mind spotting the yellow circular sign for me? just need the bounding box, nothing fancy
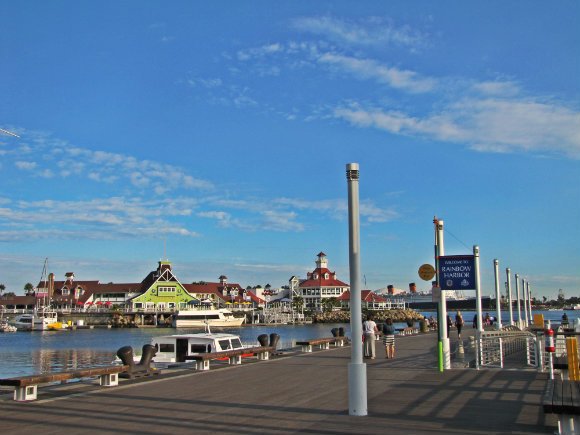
[418,264,436,281]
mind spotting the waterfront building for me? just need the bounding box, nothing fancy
[0,261,265,313]
[184,275,265,310]
[129,261,199,311]
[337,290,405,310]
[289,252,350,312]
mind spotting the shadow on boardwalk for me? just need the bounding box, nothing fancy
[0,329,555,435]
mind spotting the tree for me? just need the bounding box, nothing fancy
[322,297,340,312]
[292,295,304,313]
[0,283,5,297]
[3,291,16,298]
[24,283,34,296]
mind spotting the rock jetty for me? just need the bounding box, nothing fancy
[313,309,424,324]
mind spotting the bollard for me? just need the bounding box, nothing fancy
[117,346,135,368]
[269,333,280,349]
[257,334,269,347]
[139,344,157,367]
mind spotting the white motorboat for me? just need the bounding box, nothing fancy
[13,310,66,331]
[151,331,249,364]
[172,308,245,328]
[0,320,17,333]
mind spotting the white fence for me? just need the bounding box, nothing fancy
[476,327,537,369]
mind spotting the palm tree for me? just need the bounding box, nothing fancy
[0,283,5,298]
[322,297,340,312]
[24,283,34,296]
[292,296,304,313]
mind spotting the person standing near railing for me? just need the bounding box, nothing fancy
[455,311,464,339]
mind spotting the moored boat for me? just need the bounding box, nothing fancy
[0,320,17,333]
[151,331,249,364]
[13,310,66,331]
[172,307,245,328]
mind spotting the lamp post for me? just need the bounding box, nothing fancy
[346,163,367,416]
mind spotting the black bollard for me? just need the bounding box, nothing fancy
[117,346,135,368]
[139,344,157,367]
[257,334,269,347]
[269,333,280,349]
[331,328,339,337]
[338,327,345,337]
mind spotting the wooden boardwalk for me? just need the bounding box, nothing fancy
[0,329,555,434]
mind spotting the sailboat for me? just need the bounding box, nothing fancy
[13,259,66,331]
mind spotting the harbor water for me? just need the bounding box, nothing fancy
[0,309,577,378]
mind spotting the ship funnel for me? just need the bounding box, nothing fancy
[409,283,417,293]
[387,285,394,295]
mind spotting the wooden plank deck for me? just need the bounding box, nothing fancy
[0,329,554,434]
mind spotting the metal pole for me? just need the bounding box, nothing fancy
[435,218,450,369]
[506,268,514,326]
[515,274,522,329]
[527,282,533,325]
[346,163,367,416]
[493,259,502,330]
[522,278,529,328]
[474,246,483,332]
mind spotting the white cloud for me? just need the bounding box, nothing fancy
[237,43,284,61]
[261,210,304,232]
[0,196,200,242]
[318,53,436,93]
[334,96,580,158]
[472,80,520,97]
[15,161,37,170]
[7,130,214,192]
[292,16,426,50]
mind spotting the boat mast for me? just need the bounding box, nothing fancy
[38,258,49,310]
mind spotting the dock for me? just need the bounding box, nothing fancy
[0,329,554,434]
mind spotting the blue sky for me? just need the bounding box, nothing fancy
[1,1,578,299]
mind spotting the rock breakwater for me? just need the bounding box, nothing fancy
[313,309,424,324]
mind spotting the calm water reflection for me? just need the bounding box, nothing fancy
[0,323,354,378]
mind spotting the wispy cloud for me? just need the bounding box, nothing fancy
[318,53,436,93]
[0,197,199,242]
[292,16,426,50]
[273,197,398,224]
[334,95,580,158]
[5,130,214,194]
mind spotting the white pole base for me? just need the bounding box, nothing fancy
[348,362,368,416]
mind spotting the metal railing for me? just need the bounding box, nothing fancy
[477,327,536,369]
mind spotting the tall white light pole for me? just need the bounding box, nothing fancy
[346,163,367,416]
[515,274,522,329]
[527,282,533,324]
[522,278,529,327]
[493,259,502,330]
[434,218,450,369]
[506,268,514,326]
[474,246,483,332]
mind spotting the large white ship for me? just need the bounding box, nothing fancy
[380,283,492,311]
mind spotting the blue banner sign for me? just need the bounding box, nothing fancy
[438,255,476,290]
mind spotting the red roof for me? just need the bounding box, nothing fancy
[338,290,387,303]
[299,267,349,288]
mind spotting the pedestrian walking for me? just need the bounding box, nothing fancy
[363,315,379,359]
[382,318,396,359]
[455,311,464,338]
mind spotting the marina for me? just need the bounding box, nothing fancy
[0,310,577,379]
[0,325,555,434]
